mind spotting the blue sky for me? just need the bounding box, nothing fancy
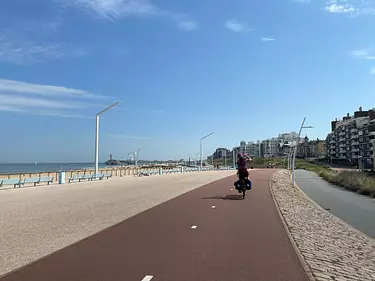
[0,0,375,163]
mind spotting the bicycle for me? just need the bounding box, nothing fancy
[234,173,251,199]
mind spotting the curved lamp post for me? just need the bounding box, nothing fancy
[291,117,313,185]
[94,101,121,176]
[200,132,213,170]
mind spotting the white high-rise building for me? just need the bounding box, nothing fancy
[261,132,304,158]
[278,132,299,142]
[247,141,261,157]
[262,138,280,157]
[237,140,261,157]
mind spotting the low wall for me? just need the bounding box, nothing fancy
[0,167,144,182]
[0,166,227,188]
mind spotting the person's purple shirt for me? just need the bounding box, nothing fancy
[237,154,250,170]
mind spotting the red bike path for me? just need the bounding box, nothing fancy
[1,169,309,281]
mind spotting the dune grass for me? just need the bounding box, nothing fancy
[295,160,375,198]
[211,156,375,197]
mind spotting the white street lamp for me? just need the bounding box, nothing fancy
[127,152,135,165]
[200,132,213,170]
[232,146,238,169]
[291,117,313,185]
[285,141,295,172]
[224,151,227,168]
[195,152,200,166]
[94,101,121,176]
[221,145,227,169]
[134,148,141,167]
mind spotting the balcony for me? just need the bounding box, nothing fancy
[339,131,345,137]
[351,141,359,146]
[339,138,346,142]
[350,134,359,139]
[350,128,358,133]
[352,148,360,152]
[339,156,346,159]
[330,140,336,144]
[368,124,375,134]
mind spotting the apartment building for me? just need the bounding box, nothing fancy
[237,141,261,157]
[230,132,312,160]
[278,132,299,142]
[212,147,231,159]
[247,141,261,157]
[297,137,326,158]
[262,138,281,157]
[264,132,306,157]
[326,106,375,169]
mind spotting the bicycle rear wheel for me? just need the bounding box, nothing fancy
[241,179,246,199]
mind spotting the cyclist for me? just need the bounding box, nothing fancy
[236,152,251,190]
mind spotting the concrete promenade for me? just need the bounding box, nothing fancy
[0,170,234,276]
[1,169,309,281]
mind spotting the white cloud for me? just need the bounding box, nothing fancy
[0,23,84,65]
[0,106,92,118]
[351,48,375,60]
[352,48,370,57]
[261,37,275,42]
[225,19,253,33]
[0,37,72,65]
[60,0,198,31]
[326,2,356,14]
[60,0,158,21]
[350,49,375,76]
[178,21,198,31]
[0,78,112,118]
[0,94,84,109]
[324,0,375,16]
[0,105,25,113]
[0,79,99,98]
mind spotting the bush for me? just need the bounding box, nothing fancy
[296,160,375,198]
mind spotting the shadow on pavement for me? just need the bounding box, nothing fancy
[202,195,244,200]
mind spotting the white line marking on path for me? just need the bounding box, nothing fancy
[141,275,153,281]
[191,225,197,229]
[230,188,233,191]
[212,206,216,209]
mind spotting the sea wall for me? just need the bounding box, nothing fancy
[0,165,207,188]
